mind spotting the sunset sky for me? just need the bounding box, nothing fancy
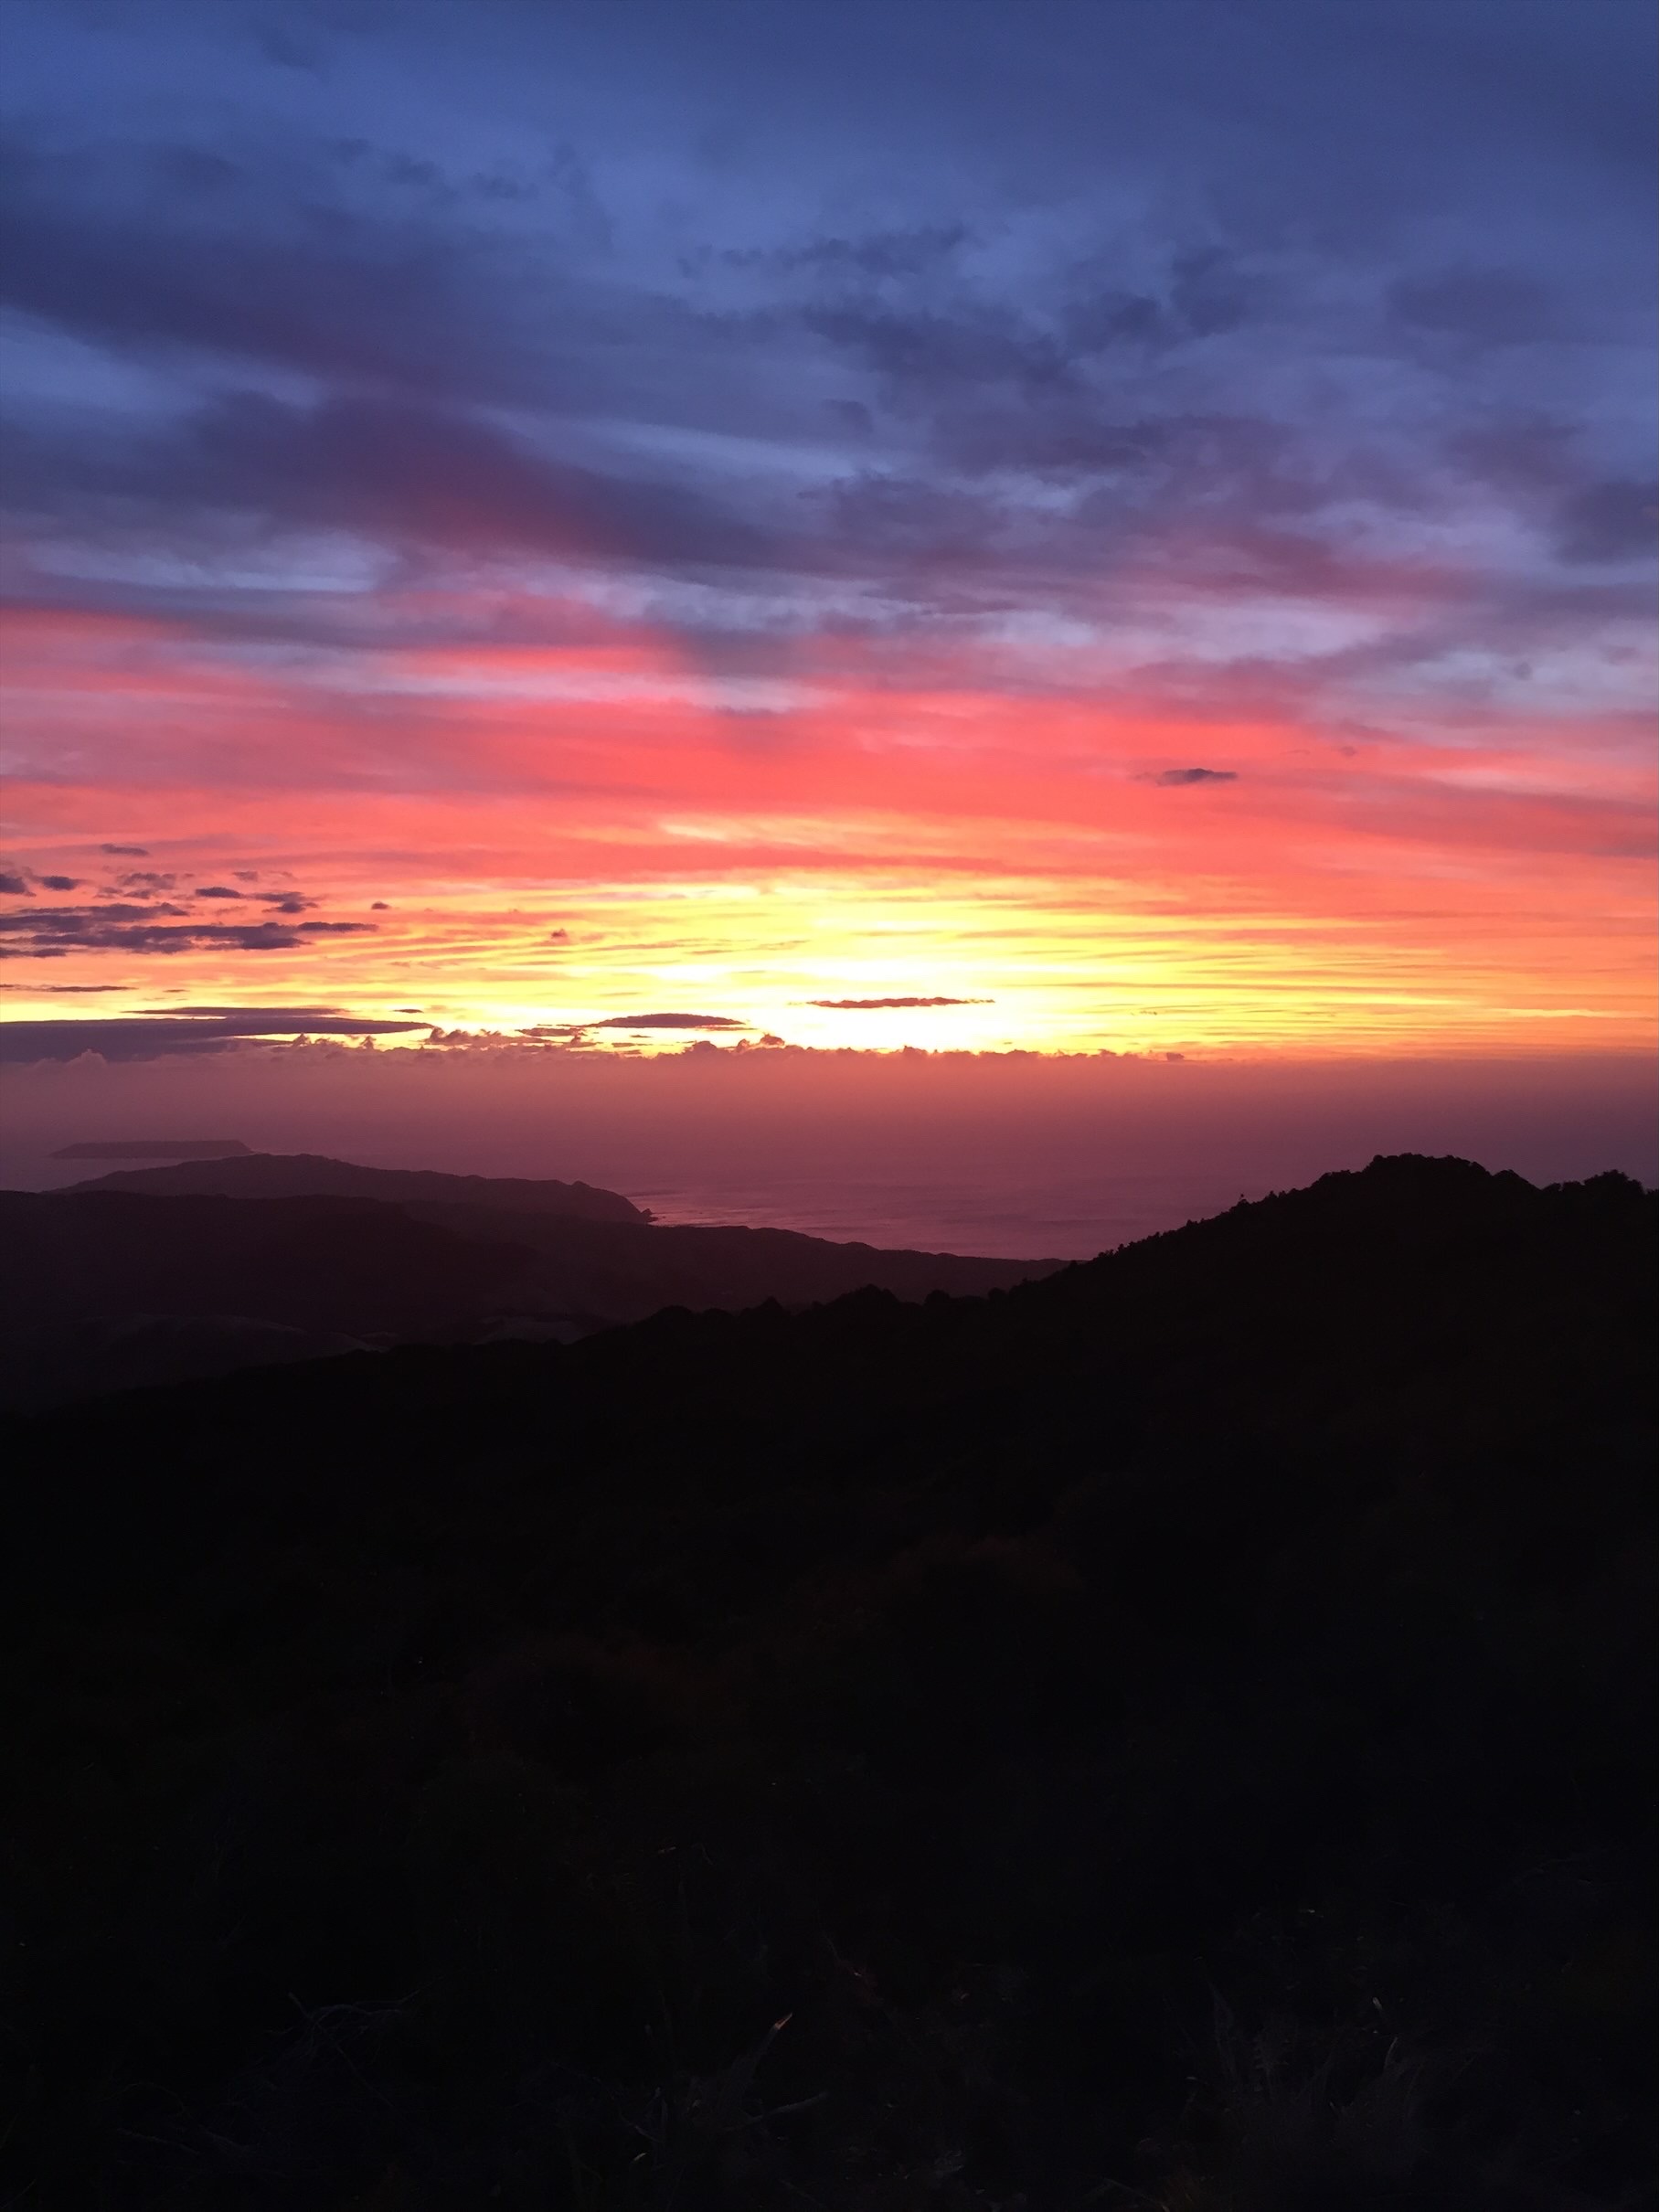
[2,0,1654,1065]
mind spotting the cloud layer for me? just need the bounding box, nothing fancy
[0,0,1653,1055]
[0,1007,428,1061]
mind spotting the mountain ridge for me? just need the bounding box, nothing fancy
[1,1159,1067,1406]
[60,1147,649,1222]
[5,1153,1654,2207]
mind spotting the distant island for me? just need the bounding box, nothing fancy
[5,1154,1653,2206]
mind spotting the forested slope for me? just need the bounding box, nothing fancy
[4,1155,1653,2208]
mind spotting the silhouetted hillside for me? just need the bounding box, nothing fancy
[0,1173,1060,1405]
[66,1148,649,1221]
[397,1203,1063,1321]
[0,1190,537,1404]
[3,1156,1654,2209]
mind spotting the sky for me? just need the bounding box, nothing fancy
[0,0,1654,1075]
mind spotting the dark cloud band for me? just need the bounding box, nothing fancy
[587,1012,750,1030]
[0,1010,428,1062]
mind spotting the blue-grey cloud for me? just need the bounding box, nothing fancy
[0,0,1650,733]
[0,899,378,957]
[1557,481,1659,565]
[1388,268,1559,348]
[0,1008,427,1061]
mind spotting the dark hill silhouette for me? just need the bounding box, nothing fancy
[65,1147,649,1220]
[0,1173,1062,1406]
[0,1191,535,1405]
[398,1202,1064,1319]
[4,1156,1654,2208]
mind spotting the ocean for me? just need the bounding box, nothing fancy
[626,1169,1274,1261]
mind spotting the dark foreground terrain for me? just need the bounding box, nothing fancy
[2,1154,1654,2209]
[0,1154,1059,1407]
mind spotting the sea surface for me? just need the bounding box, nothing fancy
[11,1145,1271,1260]
[626,1170,1275,1262]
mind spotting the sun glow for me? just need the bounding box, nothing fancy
[2,601,1653,1058]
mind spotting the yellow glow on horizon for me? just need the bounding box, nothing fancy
[4,862,1651,1060]
[2,602,1653,1062]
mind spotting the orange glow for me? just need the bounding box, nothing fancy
[2,599,1653,1056]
